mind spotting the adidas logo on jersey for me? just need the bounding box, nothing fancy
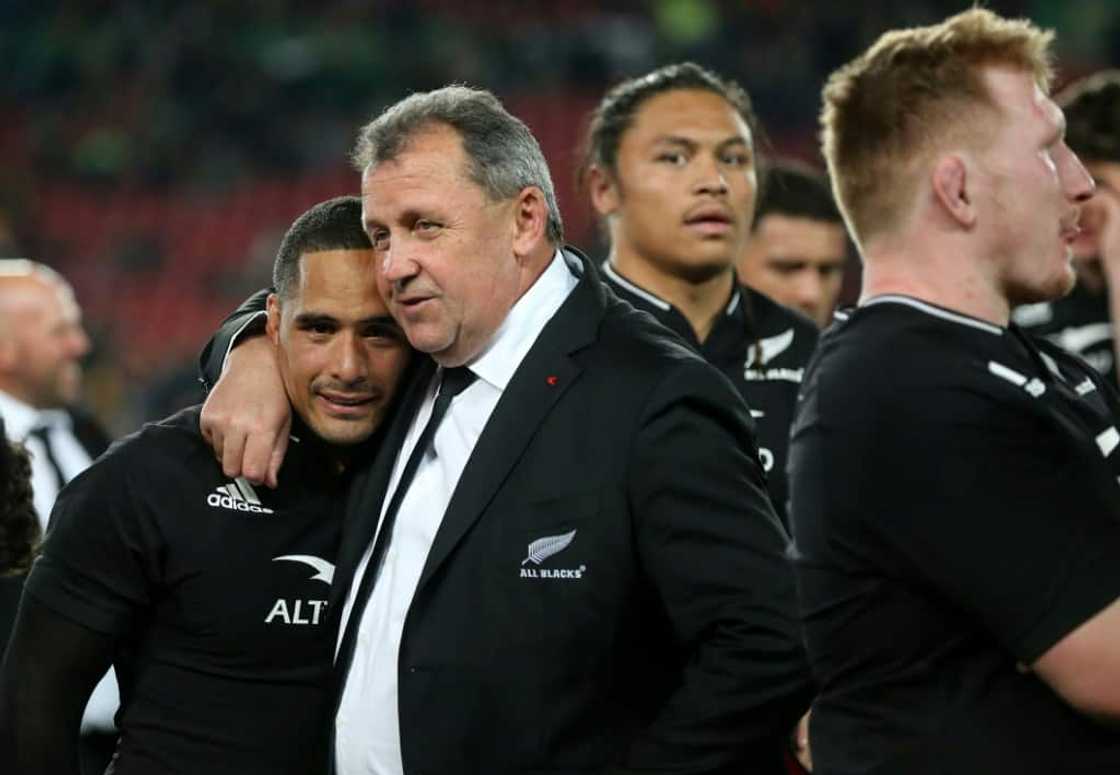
[207,478,274,514]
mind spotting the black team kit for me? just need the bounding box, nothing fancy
[14,406,358,775]
[602,261,818,527]
[790,295,1120,773]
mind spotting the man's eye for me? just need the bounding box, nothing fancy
[415,220,441,234]
[657,152,687,166]
[364,325,403,341]
[370,233,390,251]
[774,264,804,275]
[721,151,750,167]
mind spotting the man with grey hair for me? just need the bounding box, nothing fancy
[199,86,811,774]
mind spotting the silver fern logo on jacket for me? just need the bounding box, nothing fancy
[520,529,586,580]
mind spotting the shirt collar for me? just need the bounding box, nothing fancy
[468,249,579,391]
[600,258,743,318]
[0,389,71,439]
[860,294,1004,336]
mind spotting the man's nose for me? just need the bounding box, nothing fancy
[330,331,368,383]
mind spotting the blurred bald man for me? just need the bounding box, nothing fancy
[0,260,116,774]
[0,260,108,528]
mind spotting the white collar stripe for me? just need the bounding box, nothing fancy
[601,261,671,311]
[726,290,741,315]
[863,295,1003,336]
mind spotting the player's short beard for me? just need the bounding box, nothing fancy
[1003,262,1076,307]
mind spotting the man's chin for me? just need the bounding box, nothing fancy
[306,416,378,447]
[1007,269,1077,307]
[667,255,735,285]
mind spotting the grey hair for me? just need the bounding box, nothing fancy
[352,86,564,245]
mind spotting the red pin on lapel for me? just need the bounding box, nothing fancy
[546,375,559,386]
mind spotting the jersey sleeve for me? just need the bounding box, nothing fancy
[856,379,1120,664]
[23,438,165,637]
[197,289,271,393]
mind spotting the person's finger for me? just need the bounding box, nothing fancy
[199,411,225,466]
[221,428,248,480]
[265,421,291,489]
[241,417,284,485]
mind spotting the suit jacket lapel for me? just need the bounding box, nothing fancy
[414,249,606,595]
[330,357,436,609]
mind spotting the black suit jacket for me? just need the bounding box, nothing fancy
[201,248,812,775]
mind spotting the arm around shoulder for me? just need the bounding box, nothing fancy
[199,332,291,486]
[197,287,291,486]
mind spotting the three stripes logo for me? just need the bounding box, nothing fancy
[207,477,275,514]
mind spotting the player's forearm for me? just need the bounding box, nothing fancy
[1033,595,1120,724]
[0,597,115,775]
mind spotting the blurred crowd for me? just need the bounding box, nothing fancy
[4,0,1120,434]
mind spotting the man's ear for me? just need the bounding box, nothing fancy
[265,293,282,346]
[587,165,620,218]
[931,154,977,228]
[511,186,550,257]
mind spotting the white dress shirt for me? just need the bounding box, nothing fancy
[0,389,120,735]
[0,390,94,530]
[334,250,579,775]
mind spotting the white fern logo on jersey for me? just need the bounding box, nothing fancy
[207,477,274,514]
[744,328,803,383]
[522,529,577,565]
[519,529,585,580]
[745,328,794,368]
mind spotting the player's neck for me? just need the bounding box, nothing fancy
[610,249,735,343]
[860,243,1011,327]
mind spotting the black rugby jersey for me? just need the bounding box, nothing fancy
[601,261,818,527]
[1013,281,1117,385]
[25,405,359,775]
[790,295,1120,774]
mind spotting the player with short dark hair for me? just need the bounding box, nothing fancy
[739,160,849,328]
[0,196,413,775]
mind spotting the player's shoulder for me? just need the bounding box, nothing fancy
[808,296,1008,416]
[593,294,746,418]
[54,405,220,524]
[95,405,210,474]
[744,286,819,342]
[742,285,819,371]
[599,291,710,371]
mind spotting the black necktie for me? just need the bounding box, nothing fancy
[28,425,67,495]
[334,366,477,679]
